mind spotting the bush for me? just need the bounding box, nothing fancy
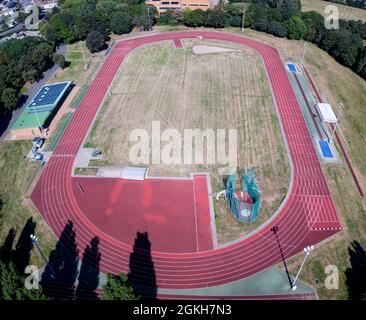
[86,31,107,53]
[321,30,363,67]
[53,53,67,69]
[267,21,288,37]
[183,9,205,28]
[285,16,307,40]
[110,12,133,35]
[204,9,228,28]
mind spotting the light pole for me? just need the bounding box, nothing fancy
[291,245,314,291]
[80,41,87,70]
[241,9,246,33]
[300,41,307,71]
[271,226,293,290]
[147,6,151,32]
[329,102,344,144]
[30,234,56,279]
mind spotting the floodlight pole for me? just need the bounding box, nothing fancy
[329,102,344,144]
[241,9,245,32]
[32,106,43,136]
[291,245,314,291]
[30,234,56,279]
[147,6,151,31]
[80,41,87,70]
[271,226,293,290]
[300,41,307,71]
[241,9,246,33]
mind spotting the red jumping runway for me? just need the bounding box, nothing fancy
[31,31,342,293]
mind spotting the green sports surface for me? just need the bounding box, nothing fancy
[11,81,72,130]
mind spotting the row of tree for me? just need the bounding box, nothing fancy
[40,0,156,53]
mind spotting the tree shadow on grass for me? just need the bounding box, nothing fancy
[76,236,101,300]
[128,231,157,299]
[41,220,79,300]
[14,217,36,272]
[0,228,16,264]
[345,240,366,300]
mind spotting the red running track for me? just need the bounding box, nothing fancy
[31,31,342,290]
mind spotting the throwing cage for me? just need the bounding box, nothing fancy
[226,169,261,223]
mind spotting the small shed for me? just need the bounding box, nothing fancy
[315,103,338,123]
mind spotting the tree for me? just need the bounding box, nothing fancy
[86,31,107,53]
[53,53,67,69]
[1,88,18,111]
[321,30,363,67]
[355,47,366,80]
[132,6,157,32]
[40,22,57,44]
[285,15,307,40]
[204,9,228,28]
[267,20,288,37]
[183,9,205,28]
[302,11,326,45]
[158,10,180,26]
[110,12,132,35]
[102,273,138,300]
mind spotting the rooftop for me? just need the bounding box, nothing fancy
[11,81,72,130]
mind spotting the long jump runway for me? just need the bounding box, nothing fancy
[31,31,342,291]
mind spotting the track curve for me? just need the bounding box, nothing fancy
[31,31,341,290]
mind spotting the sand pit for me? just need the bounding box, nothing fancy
[192,45,241,55]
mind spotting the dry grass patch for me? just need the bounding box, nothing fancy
[86,38,290,242]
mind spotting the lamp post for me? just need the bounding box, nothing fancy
[291,245,314,291]
[300,41,307,71]
[147,6,151,32]
[329,102,344,144]
[271,226,293,290]
[30,234,56,279]
[80,41,87,70]
[241,9,246,33]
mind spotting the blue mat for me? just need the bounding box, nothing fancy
[287,63,297,72]
[319,140,333,158]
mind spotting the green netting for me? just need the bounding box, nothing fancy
[226,169,261,223]
[242,169,261,223]
[227,174,240,219]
